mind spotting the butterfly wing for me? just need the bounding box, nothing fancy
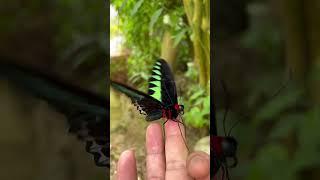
[0,61,109,167]
[67,110,109,167]
[148,59,178,107]
[111,80,163,121]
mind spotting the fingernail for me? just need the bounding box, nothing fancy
[191,155,205,165]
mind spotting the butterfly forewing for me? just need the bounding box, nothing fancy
[148,59,178,107]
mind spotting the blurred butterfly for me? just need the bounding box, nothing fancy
[211,80,238,180]
[0,60,109,167]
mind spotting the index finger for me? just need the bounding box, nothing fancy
[164,118,191,179]
[146,123,165,179]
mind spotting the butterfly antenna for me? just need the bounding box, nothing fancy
[221,80,230,136]
[226,167,230,180]
[227,119,240,137]
[221,165,225,180]
[266,68,292,102]
[162,119,169,144]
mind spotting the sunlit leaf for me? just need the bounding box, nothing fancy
[173,29,187,47]
[189,88,204,101]
[149,8,163,33]
[131,0,144,16]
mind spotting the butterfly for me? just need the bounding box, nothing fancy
[111,59,184,122]
[0,60,109,167]
[211,81,238,180]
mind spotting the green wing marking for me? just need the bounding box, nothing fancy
[149,80,161,100]
[151,74,161,80]
[148,62,162,101]
[152,69,161,75]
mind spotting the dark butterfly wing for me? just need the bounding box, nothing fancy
[0,61,109,167]
[111,80,163,121]
[148,59,178,106]
[67,111,109,167]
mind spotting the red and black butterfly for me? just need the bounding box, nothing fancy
[211,81,238,180]
[0,60,109,167]
[111,59,184,122]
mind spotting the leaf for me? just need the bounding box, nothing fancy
[253,88,302,126]
[254,143,291,180]
[149,8,163,33]
[193,97,204,106]
[268,113,303,140]
[131,0,144,16]
[173,29,187,47]
[297,108,320,147]
[71,49,95,69]
[292,146,320,172]
[189,88,204,101]
[202,96,210,114]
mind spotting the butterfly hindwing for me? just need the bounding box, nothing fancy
[67,112,109,167]
[111,80,163,121]
[86,140,109,167]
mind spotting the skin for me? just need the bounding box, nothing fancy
[115,120,210,180]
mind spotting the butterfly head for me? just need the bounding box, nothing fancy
[221,136,238,167]
[174,104,184,115]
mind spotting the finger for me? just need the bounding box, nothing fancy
[164,119,190,179]
[187,151,210,180]
[117,150,137,180]
[146,123,165,180]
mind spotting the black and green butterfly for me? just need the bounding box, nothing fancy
[0,60,109,167]
[111,59,184,122]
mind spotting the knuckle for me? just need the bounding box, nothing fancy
[166,159,186,171]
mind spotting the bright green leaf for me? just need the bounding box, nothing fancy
[131,0,144,16]
[149,8,163,33]
[173,29,187,47]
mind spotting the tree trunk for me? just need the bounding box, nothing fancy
[161,30,178,68]
[183,0,210,92]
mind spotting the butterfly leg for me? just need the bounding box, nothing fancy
[221,165,225,180]
[162,119,169,145]
[177,119,189,151]
[225,166,230,180]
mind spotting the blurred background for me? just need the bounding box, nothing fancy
[0,1,107,180]
[110,0,210,179]
[213,0,320,180]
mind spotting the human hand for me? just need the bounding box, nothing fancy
[115,120,210,180]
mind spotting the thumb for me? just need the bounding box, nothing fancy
[187,151,210,180]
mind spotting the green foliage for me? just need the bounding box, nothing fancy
[241,107,320,180]
[183,62,210,128]
[241,3,282,64]
[253,86,303,126]
[111,0,190,84]
[111,0,163,81]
